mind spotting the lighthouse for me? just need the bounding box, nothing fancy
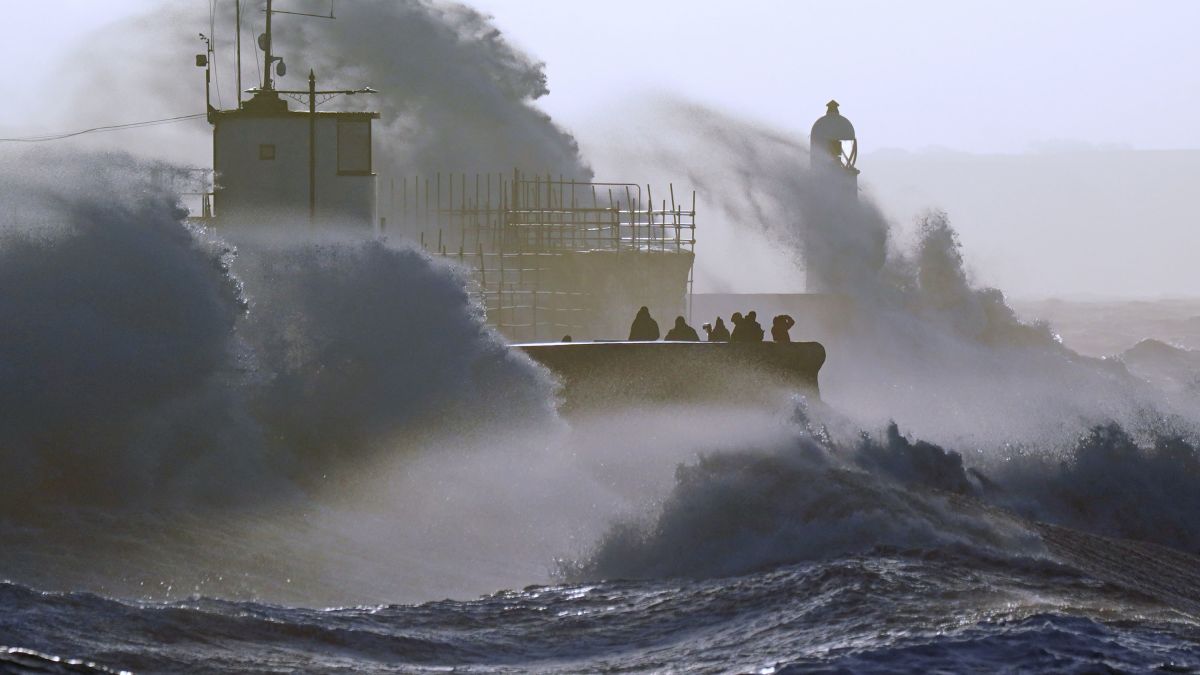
[205,0,379,228]
[809,100,859,198]
[802,100,867,293]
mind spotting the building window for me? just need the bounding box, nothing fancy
[337,119,372,175]
[259,144,276,160]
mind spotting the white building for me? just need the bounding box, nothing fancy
[198,0,379,230]
[211,87,379,228]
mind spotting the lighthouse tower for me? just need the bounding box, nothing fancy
[206,0,379,228]
[802,100,865,293]
[809,100,859,198]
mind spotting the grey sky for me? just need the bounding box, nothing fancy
[474,0,1200,153]
[4,0,1199,152]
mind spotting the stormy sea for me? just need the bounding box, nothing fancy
[3,146,1200,674]
[5,2,1200,673]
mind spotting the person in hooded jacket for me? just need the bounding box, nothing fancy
[665,316,700,341]
[771,314,795,342]
[628,306,660,341]
[729,312,746,342]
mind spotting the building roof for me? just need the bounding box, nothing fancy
[213,109,381,121]
[212,91,380,121]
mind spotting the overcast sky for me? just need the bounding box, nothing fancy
[4,0,1199,152]
[3,1,1198,299]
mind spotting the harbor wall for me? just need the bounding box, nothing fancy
[517,341,825,410]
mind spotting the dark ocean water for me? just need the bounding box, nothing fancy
[4,545,1199,674]
[6,449,1200,674]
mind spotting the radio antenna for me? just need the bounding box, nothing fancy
[258,0,336,91]
[235,0,243,107]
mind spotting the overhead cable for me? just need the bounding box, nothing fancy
[0,114,208,143]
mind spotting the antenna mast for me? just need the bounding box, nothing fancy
[262,0,274,90]
[235,0,243,106]
[197,33,214,119]
[258,0,331,92]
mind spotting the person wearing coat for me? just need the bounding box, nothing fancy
[771,314,795,342]
[628,306,660,341]
[665,316,700,341]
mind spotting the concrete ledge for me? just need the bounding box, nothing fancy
[514,341,826,409]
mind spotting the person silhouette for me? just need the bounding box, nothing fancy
[744,309,763,341]
[708,317,730,342]
[771,314,795,342]
[730,312,746,342]
[665,316,700,341]
[628,306,660,341]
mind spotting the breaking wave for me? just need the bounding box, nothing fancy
[0,150,553,515]
[54,0,589,177]
[0,152,259,509]
[569,424,1035,581]
[570,401,1200,582]
[553,99,1200,585]
[4,147,1199,607]
[231,234,556,486]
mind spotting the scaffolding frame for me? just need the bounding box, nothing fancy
[386,170,696,342]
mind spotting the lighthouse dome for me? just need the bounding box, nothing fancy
[810,100,855,142]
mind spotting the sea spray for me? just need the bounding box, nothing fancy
[282,0,591,177]
[567,402,1043,582]
[0,150,555,509]
[0,150,263,509]
[0,149,737,605]
[582,98,1196,448]
[988,422,1200,552]
[0,150,567,605]
[230,232,557,485]
[570,398,1200,583]
[53,0,590,178]
[567,100,1200,580]
[3,147,1200,633]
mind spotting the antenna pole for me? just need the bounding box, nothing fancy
[263,0,274,90]
[235,0,243,106]
[199,34,214,118]
[309,69,317,224]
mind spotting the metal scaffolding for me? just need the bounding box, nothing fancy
[385,170,697,342]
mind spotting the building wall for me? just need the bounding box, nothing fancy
[569,251,695,340]
[487,250,694,342]
[213,114,376,228]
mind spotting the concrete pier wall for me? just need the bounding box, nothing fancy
[516,341,825,410]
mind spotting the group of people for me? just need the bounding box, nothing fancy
[628,306,796,343]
